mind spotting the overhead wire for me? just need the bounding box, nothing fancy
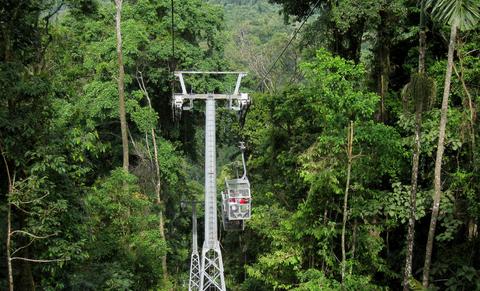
[255,0,321,92]
[171,0,175,68]
[171,0,178,121]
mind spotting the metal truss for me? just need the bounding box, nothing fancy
[173,71,249,291]
[188,201,201,291]
[200,241,226,291]
[189,251,201,291]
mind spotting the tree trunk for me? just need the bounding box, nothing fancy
[376,10,391,122]
[2,143,14,291]
[453,54,476,162]
[403,5,427,288]
[350,218,357,275]
[467,218,478,240]
[115,0,129,172]
[341,121,354,286]
[7,202,14,291]
[18,248,35,291]
[422,21,458,288]
[403,108,422,290]
[418,0,426,75]
[151,130,168,283]
[455,42,477,245]
[418,29,426,73]
[137,73,169,283]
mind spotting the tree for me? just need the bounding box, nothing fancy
[269,0,359,60]
[244,49,403,289]
[114,0,129,171]
[1,0,479,289]
[135,72,168,283]
[0,1,89,289]
[222,1,300,93]
[341,121,358,285]
[5,177,68,291]
[422,0,480,287]
[81,169,167,290]
[402,73,435,290]
[402,2,436,289]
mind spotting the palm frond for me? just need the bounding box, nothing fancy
[430,0,480,30]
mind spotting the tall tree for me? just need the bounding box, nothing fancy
[422,0,479,287]
[136,72,168,283]
[402,74,435,290]
[341,121,355,285]
[402,1,436,289]
[114,0,129,171]
[2,142,14,291]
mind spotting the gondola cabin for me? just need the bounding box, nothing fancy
[222,177,251,231]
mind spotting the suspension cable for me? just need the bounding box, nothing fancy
[255,0,321,91]
[171,0,175,66]
[170,0,177,120]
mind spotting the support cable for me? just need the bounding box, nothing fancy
[171,0,175,65]
[171,0,177,121]
[255,0,321,92]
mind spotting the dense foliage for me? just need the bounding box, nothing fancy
[1,0,479,290]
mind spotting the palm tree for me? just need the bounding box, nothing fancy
[422,0,479,287]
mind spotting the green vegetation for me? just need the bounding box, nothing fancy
[1,0,479,290]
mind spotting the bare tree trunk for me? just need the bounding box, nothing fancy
[403,109,422,290]
[350,218,357,275]
[115,0,129,172]
[1,143,14,291]
[422,21,458,288]
[376,11,390,122]
[150,127,168,283]
[7,202,13,291]
[403,5,427,289]
[418,0,426,75]
[467,218,478,240]
[341,121,354,286]
[379,74,386,121]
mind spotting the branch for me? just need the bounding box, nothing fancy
[10,239,35,256]
[15,193,49,204]
[135,70,154,164]
[465,49,478,55]
[10,230,56,239]
[453,64,473,108]
[10,257,68,263]
[128,128,138,153]
[39,1,65,70]
[136,70,153,108]
[352,152,365,160]
[145,132,153,162]
[11,203,34,215]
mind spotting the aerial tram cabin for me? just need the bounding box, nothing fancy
[221,143,251,231]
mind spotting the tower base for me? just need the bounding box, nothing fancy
[200,241,226,291]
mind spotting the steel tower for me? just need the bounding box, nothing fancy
[173,71,249,291]
[187,201,201,291]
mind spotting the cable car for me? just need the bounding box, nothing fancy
[229,93,250,111]
[222,143,251,231]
